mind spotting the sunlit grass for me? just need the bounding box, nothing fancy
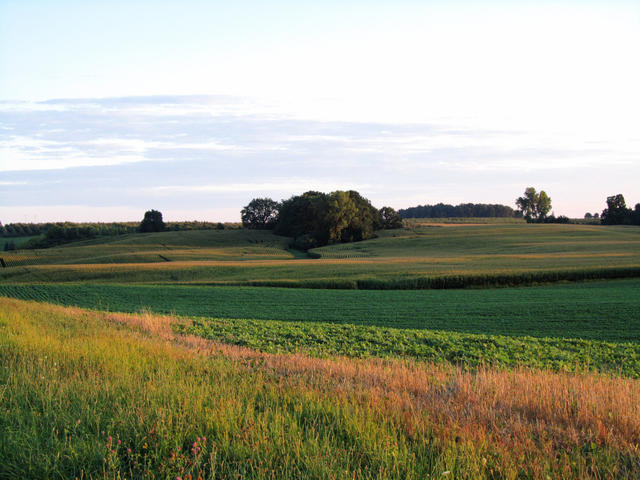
[2,297,639,479]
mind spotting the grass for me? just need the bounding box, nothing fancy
[0,235,42,249]
[0,229,296,267]
[1,279,639,342]
[1,224,639,288]
[2,297,640,479]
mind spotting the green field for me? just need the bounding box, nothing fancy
[1,280,639,342]
[0,235,42,250]
[2,224,639,288]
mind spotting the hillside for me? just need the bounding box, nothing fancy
[1,224,639,287]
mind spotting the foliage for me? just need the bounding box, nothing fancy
[377,206,403,229]
[515,187,552,222]
[601,194,640,225]
[139,209,165,233]
[274,190,380,249]
[182,315,640,377]
[399,203,515,218]
[241,197,280,229]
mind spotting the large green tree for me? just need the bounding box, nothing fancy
[139,210,165,233]
[241,198,280,229]
[601,194,631,225]
[272,190,382,249]
[378,206,403,229]
[516,187,552,222]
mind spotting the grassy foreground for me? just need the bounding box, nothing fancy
[2,297,640,479]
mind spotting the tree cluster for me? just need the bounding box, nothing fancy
[600,194,640,225]
[241,191,402,249]
[398,203,515,219]
[515,187,552,223]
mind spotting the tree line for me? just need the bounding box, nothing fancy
[1,216,238,249]
[241,191,402,250]
[398,203,515,219]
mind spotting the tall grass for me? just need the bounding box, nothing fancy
[2,297,640,479]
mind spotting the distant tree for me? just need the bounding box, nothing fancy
[378,206,403,229]
[241,198,280,229]
[516,187,552,222]
[398,203,515,218]
[139,210,165,233]
[601,194,631,225]
[584,212,593,219]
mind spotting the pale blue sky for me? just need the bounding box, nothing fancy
[1,0,639,222]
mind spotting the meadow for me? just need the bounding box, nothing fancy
[2,297,640,480]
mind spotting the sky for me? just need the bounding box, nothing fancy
[1,0,639,222]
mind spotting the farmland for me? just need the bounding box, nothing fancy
[1,223,640,478]
[1,280,639,342]
[1,224,639,287]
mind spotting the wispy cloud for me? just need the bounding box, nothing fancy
[1,95,638,220]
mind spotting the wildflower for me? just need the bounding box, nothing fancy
[197,437,201,442]
[193,442,197,447]
[127,448,132,453]
[108,436,113,442]
[77,419,81,425]
[117,439,121,445]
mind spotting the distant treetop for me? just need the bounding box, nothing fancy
[139,210,165,233]
[398,203,515,219]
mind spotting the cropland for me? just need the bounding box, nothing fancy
[1,222,639,479]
